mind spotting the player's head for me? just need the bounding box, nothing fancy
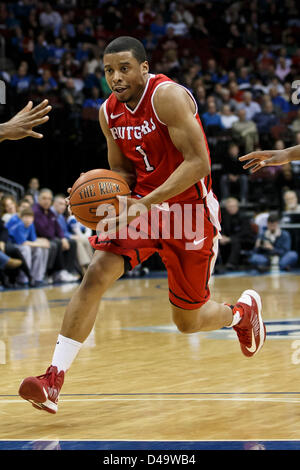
[103,36,149,104]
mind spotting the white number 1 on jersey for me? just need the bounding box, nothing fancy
[136,145,154,172]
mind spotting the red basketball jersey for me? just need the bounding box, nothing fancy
[103,73,212,203]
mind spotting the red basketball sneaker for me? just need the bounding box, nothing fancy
[18,366,64,414]
[233,289,266,357]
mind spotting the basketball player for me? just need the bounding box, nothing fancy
[239,145,300,172]
[19,37,266,414]
[0,99,51,143]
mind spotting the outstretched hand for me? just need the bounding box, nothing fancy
[1,99,52,141]
[239,149,290,173]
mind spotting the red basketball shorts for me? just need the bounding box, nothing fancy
[89,191,221,310]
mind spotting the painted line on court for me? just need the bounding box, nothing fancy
[1,391,300,397]
[1,397,300,404]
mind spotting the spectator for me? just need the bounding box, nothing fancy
[220,104,239,129]
[219,88,239,112]
[269,87,290,114]
[54,12,76,38]
[176,4,194,27]
[243,24,258,48]
[75,42,92,64]
[253,100,279,135]
[39,3,62,32]
[290,109,300,135]
[283,190,300,212]
[5,198,32,230]
[150,14,167,39]
[33,33,49,67]
[35,69,58,95]
[232,109,259,153]
[237,91,261,121]
[220,143,249,204]
[166,12,188,36]
[0,219,32,287]
[190,16,208,40]
[60,78,84,134]
[275,57,291,82]
[10,62,32,95]
[193,84,207,115]
[226,23,243,49]
[33,188,80,283]
[218,197,256,271]
[83,86,104,109]
[85,48,103,75]
[52,194,91,275]
[0,250,22,274]
[7,208,49,286]
[1,195,18,224]
[237,66,251,88]
[249,213,298,272]
[201,101,224,131]
[48,37,68,65]
[228,80,244,103]
[138,2,156,28]
[27,177,40,203]
[253,199,270,233]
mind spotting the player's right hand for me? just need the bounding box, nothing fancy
[239,149,290,173]
[66,173,85,215]
[3,99,52,140]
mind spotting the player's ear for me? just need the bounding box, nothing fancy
[141,61,149,75]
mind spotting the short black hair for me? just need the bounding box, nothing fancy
[104,36,147,63]
[268,212,280,223]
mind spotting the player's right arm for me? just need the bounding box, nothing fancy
[239,144,300,173]
[99,105,136,188]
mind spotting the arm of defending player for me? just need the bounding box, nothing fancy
[239,144,300,173]
[140,84,210,209]
[99,105,136,189]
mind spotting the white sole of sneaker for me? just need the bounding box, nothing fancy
[19,378,58,414]
[242,289,266,355]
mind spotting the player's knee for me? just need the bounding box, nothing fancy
[172,308,203,334]
[82,254,123,291]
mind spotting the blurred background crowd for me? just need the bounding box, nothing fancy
[1,0,300,287]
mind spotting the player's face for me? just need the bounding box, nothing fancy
[103,51,149,108]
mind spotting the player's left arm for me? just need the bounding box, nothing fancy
[141,84,210,208]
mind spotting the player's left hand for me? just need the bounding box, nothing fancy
[96,196,149,236]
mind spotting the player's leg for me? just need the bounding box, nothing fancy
[172,301,233,333]
[60,250,124,342]
[18,250,124,413]
[171,288,266,358]
[164,205,265,358]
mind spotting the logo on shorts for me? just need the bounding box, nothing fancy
[193,236,207,246]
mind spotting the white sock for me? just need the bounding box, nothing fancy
[225,305,242,328]
[51,334,82,373]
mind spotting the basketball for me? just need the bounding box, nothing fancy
[69,169,131,230]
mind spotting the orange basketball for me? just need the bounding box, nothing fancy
[69,169,131,230]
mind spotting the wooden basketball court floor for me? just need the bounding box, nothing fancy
[1,270,300,450]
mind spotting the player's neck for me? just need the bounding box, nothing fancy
[125,73,150,111]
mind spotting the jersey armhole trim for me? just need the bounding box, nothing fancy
[151,82,198,126]
[102,99,109,124]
